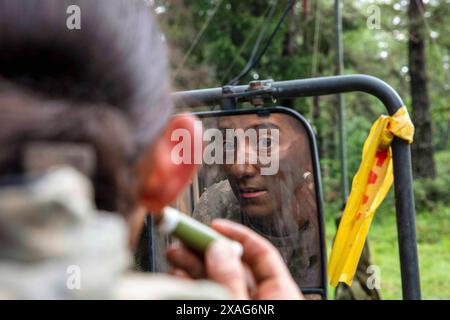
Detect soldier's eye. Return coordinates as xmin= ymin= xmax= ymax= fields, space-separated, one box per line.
xmin=259 ymin=136 xmax=272 ymax=149
xmin=223 ymin=140 xmax=236 ymax=152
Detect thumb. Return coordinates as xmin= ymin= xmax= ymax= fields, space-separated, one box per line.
xmin=205 ymin=241 xmax=248 ymax=299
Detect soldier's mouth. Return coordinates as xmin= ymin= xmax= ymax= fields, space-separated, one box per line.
xmin=239 ymin=187 xmax=268 ymax=199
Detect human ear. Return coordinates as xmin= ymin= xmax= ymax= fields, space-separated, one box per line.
xmin=139 ymin=113 xmax=201 ymax=212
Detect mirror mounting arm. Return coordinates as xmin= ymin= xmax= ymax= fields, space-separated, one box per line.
xmin=221 ymin=86 xmax=237 ymax=110
xmin=221 ymin=82 xmax=276 ymax=109
xmin=246 ymin=79 xmax=274 ymax=107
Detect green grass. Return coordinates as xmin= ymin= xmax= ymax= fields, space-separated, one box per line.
xmin=322 ymin=150 xmax=450 ymax=300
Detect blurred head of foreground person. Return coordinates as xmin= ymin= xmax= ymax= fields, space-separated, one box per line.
xmin=0 ymin=0 xmax=301 ymax=299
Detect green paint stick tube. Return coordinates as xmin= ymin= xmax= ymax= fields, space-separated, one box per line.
xmin=158 ymin=207 xmax=243 ymax=256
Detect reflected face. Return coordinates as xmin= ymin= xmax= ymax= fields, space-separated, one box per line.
xmin=218 ymin=114 xmax=312 ymax=218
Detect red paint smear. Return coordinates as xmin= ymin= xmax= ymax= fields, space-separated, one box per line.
xmin=375 ymin=149 xmax=388 ymax=167
xmin=362 ymin=195 xmax=369 ymax=205
xmin=368 ymin=171 xmax=378 ymax=184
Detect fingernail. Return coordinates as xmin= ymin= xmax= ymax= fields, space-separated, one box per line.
xmin=207 ymin=241 xmax=235 ymax=261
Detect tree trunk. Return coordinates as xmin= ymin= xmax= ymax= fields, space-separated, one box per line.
xmin=408 ymin=0 xmax=436 ymax=178
xmin=280 ymin=3 xmax=297 ymax=108
xmin=301 ymin=0 xmax=311 ymax=53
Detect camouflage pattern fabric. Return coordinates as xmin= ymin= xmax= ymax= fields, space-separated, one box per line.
xmin=0 ymin=166 xmax=230 ymax=299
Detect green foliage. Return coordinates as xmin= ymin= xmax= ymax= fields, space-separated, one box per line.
xmin=414 ymin=150 xmax=450 ymax=211
xmin=414 ymin=175 xmax=450 ymax=211
xmin=414 ymin=151 xmax=450 ymax=212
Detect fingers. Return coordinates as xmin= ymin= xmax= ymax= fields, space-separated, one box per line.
xmin=243 ymin=264 xmax=258 ymax=298
xmin=211 ymin=219 xmax=303 ymax=300
xmin=205 ymin=241 xmax=249 ymax=300
xmin=166 ymin=219 xmax=303 ymax=299
xmin=254 ymin=277 xmax=302 ymax=300
xmin=211 ymin=219 xmax=291 ymax=282
xmin=166 ymin=243 xmax=205 ymax=279
xmin=169 ymin=267 xmax=192 ymax=280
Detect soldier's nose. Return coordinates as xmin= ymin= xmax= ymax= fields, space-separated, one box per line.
xmin=230 ymin=163 xmax=258 ymax=179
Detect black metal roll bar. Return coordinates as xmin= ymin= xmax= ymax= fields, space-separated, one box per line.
xmin=172 ymin=74 xmax=421 ymax=300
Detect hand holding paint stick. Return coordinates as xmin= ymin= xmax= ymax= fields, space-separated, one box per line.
xmin=157 ymin=207 xmax=243 ymax=257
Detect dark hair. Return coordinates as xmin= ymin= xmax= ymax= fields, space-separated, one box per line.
xmin=0 ymin=0 xmax=173 ymax=213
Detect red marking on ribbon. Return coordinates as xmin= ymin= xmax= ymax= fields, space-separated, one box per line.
xmin=362 ymin=195 xmax=369 ymax=205
xmin=356 ymin=212 xmax=363 ymax=220
xmin=375 ymin=149 xmax=388 ymax=167
xmin=368 ymin=171 xmax=378 ymax=184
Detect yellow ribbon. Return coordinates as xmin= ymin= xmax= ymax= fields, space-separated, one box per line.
xmin=328 ymin=106 xmax=414 ymax=286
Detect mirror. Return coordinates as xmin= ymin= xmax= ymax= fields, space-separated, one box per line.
xmin=139 ymin=107 xmax=327 ymax=298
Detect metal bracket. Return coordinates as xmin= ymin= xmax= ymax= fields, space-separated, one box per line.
xmin=221 ymin=85 xmax=237 ymax=110
xmin=246 ymin=79 xmax=274 ymax=107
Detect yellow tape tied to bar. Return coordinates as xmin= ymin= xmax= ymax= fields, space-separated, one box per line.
xmin=328 ymin=106 xmax=414 ymax=287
